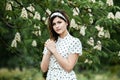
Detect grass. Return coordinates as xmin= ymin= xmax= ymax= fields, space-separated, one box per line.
xmin=76 ymin=70 xmax=120 ymax=80
xmin=0 ymin=67 xmax=120 ymax=80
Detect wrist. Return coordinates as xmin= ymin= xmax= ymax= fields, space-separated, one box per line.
xmin=47 ymin=51 xmax=51 ymax=56
xmin=52 ymin=49 xmax=57 ymax=54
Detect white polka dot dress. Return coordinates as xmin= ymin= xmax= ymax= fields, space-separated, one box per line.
xmin=43 ymin=33 xmax=82 ymax=80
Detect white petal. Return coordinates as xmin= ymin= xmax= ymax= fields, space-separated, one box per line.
xmin=27 ymin=4 xmax=35 ymax=12
xmin=33 ymin=11 xmax=41 ymax=20
xmin=107 ymin=12 xmax=114 ymax=19
xmin=106 ymin=0 xmax=114 ymax=6
xmin=98 ymin=31 xmax=104 ymax=38
xmin=70 ymin=19 xmax=78 ymax=29
xmin=94 ymin=41 xmax=102 ymax=51
xmin=73 ymin=7 xmax=80 ymax=16
xmin=89 ymin=0 xmax=96 ymax=3
xmin=6 ymin=2 xmax=12 ymax=11
xmin=20 ymin=8 xmax=28 ymax=18
xmin=80 ymin=25 xmax=87 ymax=36
xmin=115 ymin=11 xmax=120 ymax=19
xmin=15 ymin=32 xmax=21 ymax=42
xmin=46 ymin=8 xmax=51 ymax=15
xmin=11 ymin=40 xmax=17 ymax=48
xmin=104 ymin=30 xmax=110 ymax=38
xmin=87 ymin=37 xmax=94 ymax=46
xmin=95 ymin=25 xmax=101 ymax=31
xmin=32 ymin=40 xmax=37 ymax=47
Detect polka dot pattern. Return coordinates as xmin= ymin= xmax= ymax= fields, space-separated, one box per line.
xmin=42 ymin=33 xmax=82 ymax=80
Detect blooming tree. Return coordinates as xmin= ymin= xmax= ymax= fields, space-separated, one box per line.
xmin=0 ymin=0 xmax=120 ymax=70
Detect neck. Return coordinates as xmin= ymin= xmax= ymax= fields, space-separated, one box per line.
xmin=59 ymin=30 xmax=68 ymax=38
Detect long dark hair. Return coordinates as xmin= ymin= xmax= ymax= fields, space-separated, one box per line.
xmin=48 ymin=10 xmax=70 ymax=41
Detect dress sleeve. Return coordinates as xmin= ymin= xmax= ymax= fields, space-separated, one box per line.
xmin=42 ymin=39 xmax=50 ymax=55
xmin=43 ymin=47 xmax=48 ymax=55
xmin=69 ymin=38 xmax=82 ymax=56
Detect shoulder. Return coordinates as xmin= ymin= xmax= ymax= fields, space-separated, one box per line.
xmin=69 ymin=35 xmax=81 ymax=43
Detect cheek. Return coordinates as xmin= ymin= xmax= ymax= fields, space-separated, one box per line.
xmin=53 ymin=26 xmax=56 ymax=30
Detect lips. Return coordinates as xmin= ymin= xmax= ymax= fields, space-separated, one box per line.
xmin=56 ymin=29 xmax=61 ymax=31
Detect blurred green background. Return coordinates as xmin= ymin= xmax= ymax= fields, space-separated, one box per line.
xmin=0 ymin=0 xmax=120 ymax=80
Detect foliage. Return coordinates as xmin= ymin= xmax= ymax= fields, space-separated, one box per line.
xmin=0 ymin=0 xmax=120 ymax=70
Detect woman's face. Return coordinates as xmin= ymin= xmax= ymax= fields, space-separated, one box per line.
xmin=52 ymin=17 xmax=68 ymax=35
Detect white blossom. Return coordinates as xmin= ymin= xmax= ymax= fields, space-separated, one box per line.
xmin=33 ymin=11 xmax=41 ymax=20
xmin=38 ymin=30 xmax=41 ymax=36
xmin=70 ymin=19 xmax=78 ymax=29
xmin=32 ymin=40 xmax=37 ymax=47
xmin=84 ymin=59 xmax=93 ymax=64
xmin=88 ymin=60 xmax=93 ymax=64
xmin=6 ymin=2 xmax=12 ymax=11
xmin=79 ymin=25 xmax=87 ymax=36
xmin=107 ymin=12 xmax=114 ymax=19
xmin=20 ymin=8 xmax=28 ymax=18
xmin=14 ymin=32 xmax=21 ymax=42
xmin=27 ymin=4 xmax=35 ymax=17
xmin=32 ymin=25 xmax=41 ymax=36
xmin=94 ymin=41 xmax=102 ymax=51
xmin=106 ymin=0 xmax=114 ymax=6
xmin=104 ymin=30 xmax=110 ymax=38
xmin=6 ymin=15 xmax=12 ymax=20
xmin=61 ymin=0 xmax=64 ymax=4
xmin=42 ymin=17 xmax=46 ymax=21
xmin=34 ymin=24 xmax=39 ymax=29
xmin=88 ymin=8 xmax=92 ymax=12
xmin=32 ymin=31 xmax=41 ymax=36
xmin=115 ymin=11 xmax=120 ymax=19
xmin=73 ymin=7 xmax=80 ymax=16
xmin=87 ymin=37 xmax=94 ymax=46
xmin=84 ymin=59 xmax=89 ymax=63
xmin=89 ymin=0 xmax=96 ymax=3
xmin=46 ymin=8 xmax=51 ymax=15
xmin=98 ymin=30 xmax=104 ymax=38
xmin=11 ymin=39 xmax=17 ymax=48
xmin=90 ymin=17 xmax=93 ymax=24
xmin=45 ymin=17 xmax=48 ymax=25
xmin=97 ymin=27 xmax=104 ymax=38
xmin=27 ymin=4 xmax=35 ymax=12
xmin=95 ymin=25 xmax=101 ymax=31
xmin=118 ymin=51 xmax=120 ymax=56
xmin=88 ymin=13 xmax=93 ymax=24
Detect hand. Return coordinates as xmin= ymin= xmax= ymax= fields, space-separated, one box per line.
xmin=45 ymin=39 xmax=57 ymax=54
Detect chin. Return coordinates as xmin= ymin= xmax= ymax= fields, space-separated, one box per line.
xmin=56 ymin=31 xmax=62 ymax=34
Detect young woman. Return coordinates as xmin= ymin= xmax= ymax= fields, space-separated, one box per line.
xmin=40 ymin=10 xmax=82 ymax=80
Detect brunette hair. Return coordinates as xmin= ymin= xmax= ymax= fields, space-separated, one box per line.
xmin=48 ymin=10 xmax=70 ymax=41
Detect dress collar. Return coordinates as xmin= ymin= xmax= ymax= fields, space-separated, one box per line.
xmin=58 ymin=32 xmax=70 ymax=40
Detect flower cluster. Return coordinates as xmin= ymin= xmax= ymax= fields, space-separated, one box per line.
xmin=107 ymin=11 xmax=120 ymax=19
xmin=6 ymin=1 xmax=13 ymax=11
xmin=11 ymin=32 xmax=21 ymax=48
xmin=84 ymin=59 xmax=93 ymax=64
xmin=95 ymin=25 xmax=110 ymax=38
xmin=106 ymin=0 xmax=114 ymax=6
xmin=31 ymin=40 xmax=37 ymax=47
xmin=87 ymin=37 xmax=102 ymax=51
xmin=32 ymin=24 xmax=41 ymax=36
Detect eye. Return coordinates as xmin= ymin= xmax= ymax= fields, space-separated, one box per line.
xmin=52 ymin=23 xmax=56 ymax=26
xmin=57 ymin=21 xmax=62 ymax=24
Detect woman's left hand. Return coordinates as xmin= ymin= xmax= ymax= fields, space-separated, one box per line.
xmin=45 ymin=39 xmax=57 ymax=54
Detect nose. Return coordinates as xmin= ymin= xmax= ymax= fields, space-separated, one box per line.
xmin=55 ymin=23 xmax=59 ymax=28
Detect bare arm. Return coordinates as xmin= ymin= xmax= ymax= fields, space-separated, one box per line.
xmin=40 ymin=51 xmax=51 ymax=72
xmin=45 ymin=40 xmax=79 ymax=72
xmin=53 ymin=50 xmax=79 ymax=72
